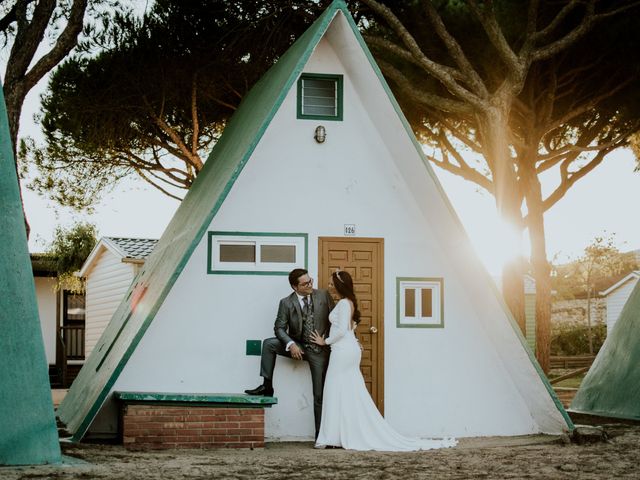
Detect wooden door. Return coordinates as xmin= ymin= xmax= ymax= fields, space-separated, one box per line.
xmin=319 ymin=237 xmax=384 ymax=413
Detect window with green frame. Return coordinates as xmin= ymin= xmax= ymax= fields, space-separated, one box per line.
xmin=396 ymin=277 xmax=444 ymax=328
xmin=207 ymin=232 xmax=308 ymax=275
xmin=297 ymin=73 xmax=343 ymax=121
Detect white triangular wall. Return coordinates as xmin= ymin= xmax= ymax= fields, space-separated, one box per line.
xmin=107 ymin=12 xmax=567 ymax=440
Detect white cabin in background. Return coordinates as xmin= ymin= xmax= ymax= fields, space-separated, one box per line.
xmin=600 ymin=271 xmax=640 ymax=333
xmin=31 ymin=254 xmax=86 ymax=387
xmin=79 ymin=237 xmax=157 ymax=357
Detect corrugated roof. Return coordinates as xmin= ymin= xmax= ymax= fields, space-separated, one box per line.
xmin=105 ymin=237 xmax=158 ymax=260
xmin=57 ymin=0 xmax=343 ymax=441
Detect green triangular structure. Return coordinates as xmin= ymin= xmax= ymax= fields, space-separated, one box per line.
xmin=59 ymin=0 xmax=571 ymax=440
xmin=570 ymin=280 xmax=640 ymax=420
xmin=0 ymin=83 xmax=62 ymax=465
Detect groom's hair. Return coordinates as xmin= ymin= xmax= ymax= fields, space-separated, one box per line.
xmin=289 ymin=268 xmax=308 ymax=288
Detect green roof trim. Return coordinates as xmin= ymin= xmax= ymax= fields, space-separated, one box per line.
xmin=0 ymin=81 xmax=62 ymax=465
xmin=570 ymin=280 xmax=640 ymax=420
xmin=115 ymin=391 xmax=277 ymax=406
xmin=57 ymin=0 xmax=343 ymax=441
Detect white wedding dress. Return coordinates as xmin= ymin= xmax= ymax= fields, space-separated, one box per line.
xmin=315 ymin=298 xmax=457 ymax=451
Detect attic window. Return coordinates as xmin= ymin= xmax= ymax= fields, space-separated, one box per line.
xmin=397 ymin=278 xmax=444 ymax=328
xmin=297 ymin=73 xmax=343 ymax=121
xmin=208 ymin=232 xmax=307 ymax=274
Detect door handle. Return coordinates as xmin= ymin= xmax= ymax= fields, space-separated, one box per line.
xmin=369 ymin=326 xmax=378 ymax=334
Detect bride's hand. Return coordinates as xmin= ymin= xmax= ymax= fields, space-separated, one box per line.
xmin=310 ymin=329 xmax=326 ymax=346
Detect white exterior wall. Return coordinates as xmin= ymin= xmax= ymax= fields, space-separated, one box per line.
xmin=606 ymin=278 xmax=639 ymax=333
xmin=114 ymin=13 xmax=566 ymax=440
xmin=35 ymin=276 xmax=58 ymax=364
xmin=85 ymin=248 xmax=135 ymax=357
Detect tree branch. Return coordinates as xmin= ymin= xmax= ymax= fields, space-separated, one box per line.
xmin=531 ymin=0 xmax=581 ymax=43
xmin=5 ymin=0 xmax=56 ymax=83
xmin=376 ymin=59 xmax=473 ymax=114
xmin=360 ymin=0 xmax=487 ymax=112
xmin=190 ymin=75 xmax=199 ymax=157
xmin=531 ymin=1 xmax=596 ymax=62
xmin=544 ymin=78 xmax=633 ymax=133
xmin=133 ymin=167 xmax=184 ymax=200
xmin=144 ymin=99 xmax=204 ymax=171
xmin=435 ymin=116 xmax=483 ymax=153
xmin=435 ymin=128 xmax=494 ymax=193
xmin=22 ymin=0 xmax=88 ymax=93
xmin=421 ymin=1 xmax=488 ymax=98
xmin=541 ymin=149 xmax=611 ymax=212
xmin=467 ymin=0 xmax=523 ymax=81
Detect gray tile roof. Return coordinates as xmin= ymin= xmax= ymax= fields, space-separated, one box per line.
xmin=106 ymin=237 xmax=158 ymax=260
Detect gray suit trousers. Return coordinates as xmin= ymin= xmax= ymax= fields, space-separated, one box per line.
xmin=260 ymin=337 xmax=330 ymax=437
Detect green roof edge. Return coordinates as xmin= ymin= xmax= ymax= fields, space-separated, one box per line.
xmin=64 ymin=0 xmax=342 ymax=442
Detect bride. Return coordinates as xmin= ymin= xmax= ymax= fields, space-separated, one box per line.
xmin=310 ymin=270 xmax=457 ymax=451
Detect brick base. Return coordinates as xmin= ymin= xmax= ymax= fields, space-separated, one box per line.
xmin=121 ymin=405 xmax=265 ymax=450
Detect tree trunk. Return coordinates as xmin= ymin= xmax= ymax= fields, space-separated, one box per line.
xmin=502 ymin=261 xmax=526 ymax=334
xmin=2 ymin=0 xmax=88 ymax=240
xmin=524 ymin=175 xmax=552 ymax=373
xmin=530 ymin=234 xmax=552 ymax=373
xmin=586 ymin=289 xmax=594 ymax=354
xmin=480 ymin=107 xmax=526 ymax=331
xmin=2 ymin=84 xmax=31 ymax=238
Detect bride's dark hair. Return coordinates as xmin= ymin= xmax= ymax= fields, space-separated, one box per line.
xmin=332 ymin=271 xmax=361 ymax=324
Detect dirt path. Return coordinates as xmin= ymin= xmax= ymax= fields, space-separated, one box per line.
xmin=3 ymin=424 xmax=640 ymax=479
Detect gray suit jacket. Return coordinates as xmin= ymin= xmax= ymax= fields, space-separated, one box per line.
xmin=274 ymin=289 xmax=334 ymax=347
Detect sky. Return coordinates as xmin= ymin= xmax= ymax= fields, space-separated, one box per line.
xmin=10 ymin=39 xmax=640 ymax=277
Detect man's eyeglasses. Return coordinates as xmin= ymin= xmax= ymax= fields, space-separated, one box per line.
xmin=298 ymin=278 xmax=314 ymax=287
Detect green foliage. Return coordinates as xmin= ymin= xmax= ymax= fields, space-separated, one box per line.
xmin=552 ymin=234 xmax=638 ymax=300
xmin=551 ymin=321 xmax=607 ymax=356
xmin=47 ymin=222 xmax=98 ymax=292
xmin=631 ymin=132 xmax=640 ymax=171
xmin=26 ymin=0 xmax=336 ymax=208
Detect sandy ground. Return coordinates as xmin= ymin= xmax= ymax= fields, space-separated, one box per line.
xmin=2 ymin=423 xmax=640 ymax=480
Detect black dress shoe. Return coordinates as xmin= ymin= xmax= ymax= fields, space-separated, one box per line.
xmin=244 ymin=384 xmax=274 ymax=396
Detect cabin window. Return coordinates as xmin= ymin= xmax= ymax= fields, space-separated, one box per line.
xmin=397 ymin=278 xmax=444 ymax=328
xmin=208 ymin=232 xmax=307 ymax=274
xmin=297 ymin=73 xmax=343 ymax=121
xmin=220 ymin=244 xmax=256 ymax=263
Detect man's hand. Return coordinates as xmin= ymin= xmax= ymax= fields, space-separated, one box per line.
xmin=290 ymin=343 xmax=304 ymax=360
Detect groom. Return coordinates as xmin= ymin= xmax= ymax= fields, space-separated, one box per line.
xmin=245 ymin=268 xmax=334 ymax=438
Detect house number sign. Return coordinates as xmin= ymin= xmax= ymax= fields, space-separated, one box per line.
xmin=344 ymin=224 xmax=356 ymax=236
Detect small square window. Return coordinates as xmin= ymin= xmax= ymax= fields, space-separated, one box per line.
xmin=297 ymin=73 xmax=343 ymax=121
xmin=397 ymin=278 xmax=444 ymax=328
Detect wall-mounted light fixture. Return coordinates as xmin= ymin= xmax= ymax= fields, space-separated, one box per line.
xmin=314 ymin=125 xmax=326 ymax=143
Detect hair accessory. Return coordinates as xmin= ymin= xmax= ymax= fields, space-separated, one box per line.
xmin=335 ymin=270 xmax=343 ymax=283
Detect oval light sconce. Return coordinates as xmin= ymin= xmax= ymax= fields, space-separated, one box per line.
xmin=314 ymin=125 xmax=326 ymax=143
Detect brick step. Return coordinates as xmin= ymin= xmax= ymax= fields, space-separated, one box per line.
xmin=115 ymin=392 xmax=277 ymax=450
